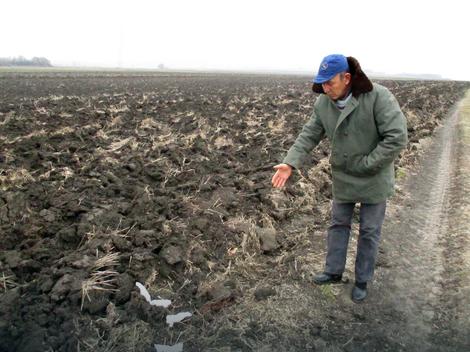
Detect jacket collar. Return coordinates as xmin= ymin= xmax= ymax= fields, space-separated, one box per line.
xmin=312 ymin=56 xmax=373 ymax=98
xmin=334 ymin=96 xmax=359 ymax=132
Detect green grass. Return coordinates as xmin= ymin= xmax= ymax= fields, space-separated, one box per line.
xmin=396 ymin=167 xmax=407 ymax=181
xmin=319 ymin=284 xmax=336 ymax=301
xmin=459 ymin=90 xmax=470 ymax=143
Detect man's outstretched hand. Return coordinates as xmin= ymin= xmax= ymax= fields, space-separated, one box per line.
xmin=272 ymin=164 xmax=292 ymax=188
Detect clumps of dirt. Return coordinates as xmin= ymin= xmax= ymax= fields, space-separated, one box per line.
xmin=0 ymin=72 xmax=469 ymax=351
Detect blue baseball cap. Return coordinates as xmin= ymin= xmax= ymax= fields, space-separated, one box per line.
xmin=313 ymin=54 xmax=349 ymax=84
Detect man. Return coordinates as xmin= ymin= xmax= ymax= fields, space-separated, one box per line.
xmin=272 ymin=54 xmax=408 ymax=302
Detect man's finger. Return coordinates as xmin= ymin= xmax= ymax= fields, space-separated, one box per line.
xmin=272 ymin=171 xmax=280 ymax=182
xmin=274 ymin=177 xmax=285 ymax=188
xmin=272 ymin=173 xmax=279 ymax=185
xmin=273 ymin=177 xmax=281 ymax=188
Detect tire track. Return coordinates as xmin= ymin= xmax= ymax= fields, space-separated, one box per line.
xmin=371 ymin=91 xmax=470 ymax=351
xmin=431 ymin=91 xmax=470 ymax=349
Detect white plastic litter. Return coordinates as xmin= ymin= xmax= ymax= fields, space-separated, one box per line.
xmin=154 ymin=343 xmax=184 ymax=352
xmin=135 ymin=282 xmax=171 ymax=308
xmin=166 ymin=312 xmax=192 ymax=327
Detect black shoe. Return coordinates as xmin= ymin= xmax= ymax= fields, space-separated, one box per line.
xmin=351 ymin=284 xmax=367 ymax=302
xmin=313 ymin=272 xmax=343 ymax=285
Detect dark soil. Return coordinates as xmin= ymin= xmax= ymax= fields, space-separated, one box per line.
xmin=0 ymin=71 xmax=469 ymax=352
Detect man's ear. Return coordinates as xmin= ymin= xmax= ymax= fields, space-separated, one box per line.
xmin=345 ymin=72 xmax=352 ymax=85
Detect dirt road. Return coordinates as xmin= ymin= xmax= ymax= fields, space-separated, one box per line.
xmin=361 ymin=90 xmax=470 ymax=351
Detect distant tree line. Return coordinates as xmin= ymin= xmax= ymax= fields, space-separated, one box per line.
xmin=0 ymin=56 xmax=52 ymax=67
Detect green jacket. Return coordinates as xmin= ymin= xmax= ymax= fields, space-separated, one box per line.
xmin=283 ymin=82 xmax=408 ymax=203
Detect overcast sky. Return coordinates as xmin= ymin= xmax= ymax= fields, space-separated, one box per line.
xmin=2 ymin=0 xmax=470 ymax=80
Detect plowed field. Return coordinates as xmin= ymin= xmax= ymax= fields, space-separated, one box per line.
xmin=1 ymin=72 xmax=469 ymax=351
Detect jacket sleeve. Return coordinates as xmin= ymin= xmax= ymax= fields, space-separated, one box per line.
xmin=282 ymin=103 xmax=326 ymax=169
xmin=360 ymin=87 xmax=408 ymax=174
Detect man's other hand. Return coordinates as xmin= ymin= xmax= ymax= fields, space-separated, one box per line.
xmin=272 ymin=164 xmax=292 ymax=188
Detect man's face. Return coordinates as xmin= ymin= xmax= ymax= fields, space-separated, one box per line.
xmin=322 ymin=72 xmax=351 ymax=101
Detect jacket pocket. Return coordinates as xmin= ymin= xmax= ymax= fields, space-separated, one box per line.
xmin=329 ymin=151 xmax=346 ymax=170
xmin=346 ymin=154 xmax=377 ymax=176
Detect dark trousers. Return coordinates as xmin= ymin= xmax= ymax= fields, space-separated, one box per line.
xmin=324 ymin=200 xmax=386 ymax=283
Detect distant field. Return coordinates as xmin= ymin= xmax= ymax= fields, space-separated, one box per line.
xmin=0 ymin=66 xmax=160 ymax=73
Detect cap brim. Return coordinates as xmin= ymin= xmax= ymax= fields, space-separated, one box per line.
xmin=313 ymin=74 xmax=332 ymax=84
